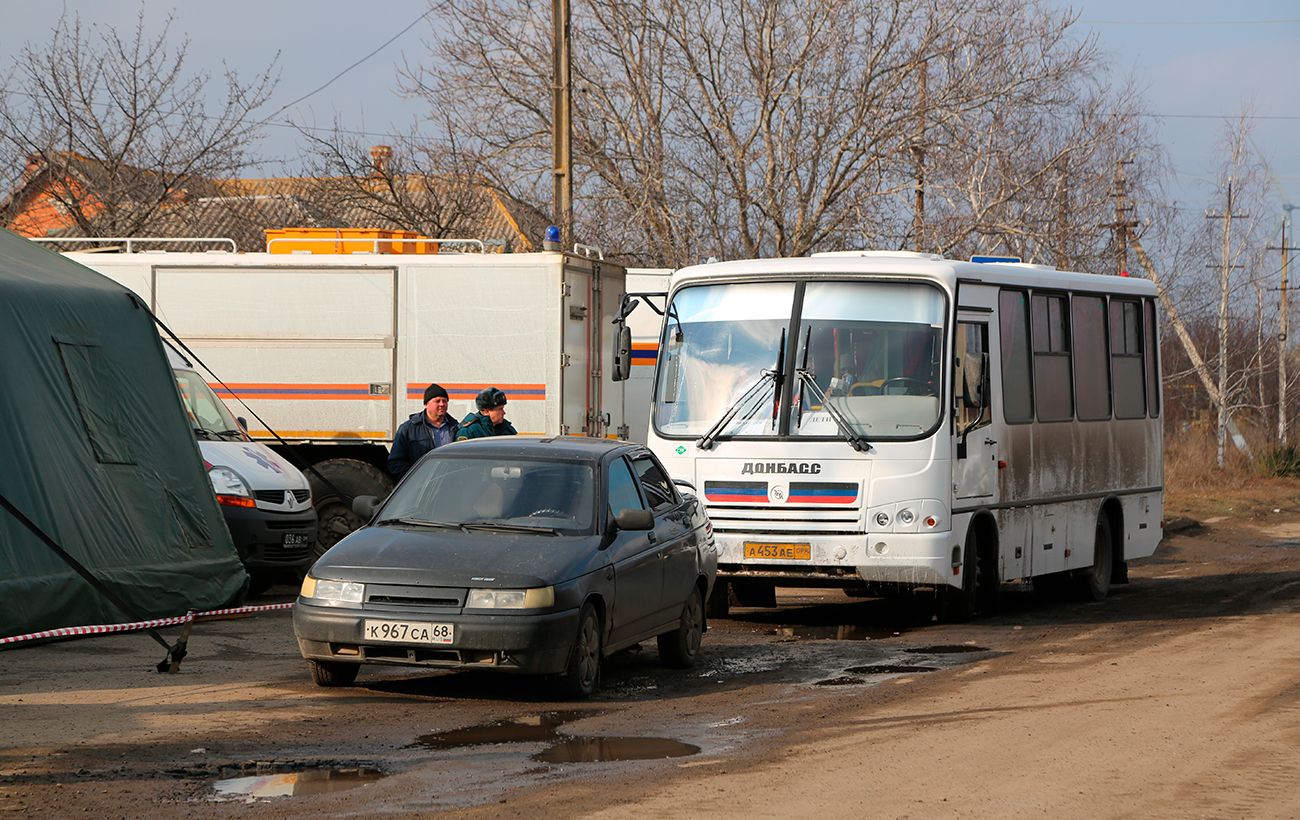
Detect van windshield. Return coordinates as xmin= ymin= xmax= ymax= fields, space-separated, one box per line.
xmin=174 ymin=369 xmax=244 ymax=441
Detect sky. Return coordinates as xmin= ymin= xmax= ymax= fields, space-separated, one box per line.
xmin=1 ymin=0 xmax=1297 ymax=221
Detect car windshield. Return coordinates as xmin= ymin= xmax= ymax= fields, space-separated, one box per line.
xmin=381 ymin=457 xmax=596 ymax=535
xmin=174 ymin=368 xmax=244 ymax=440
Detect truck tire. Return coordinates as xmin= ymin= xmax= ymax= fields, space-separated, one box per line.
xmin=306 ymin=458 xmax=392 ymax=562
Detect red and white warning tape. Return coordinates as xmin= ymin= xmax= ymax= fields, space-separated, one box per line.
xmin=0 ymin=601 xmax=296 ymax=646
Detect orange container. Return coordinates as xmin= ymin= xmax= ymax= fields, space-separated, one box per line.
xmin=264 ymin=227 xmax=439 ymax=254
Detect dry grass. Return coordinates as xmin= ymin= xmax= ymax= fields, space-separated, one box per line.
xmin=1164 ymin=422 xmax=1300 ymax=520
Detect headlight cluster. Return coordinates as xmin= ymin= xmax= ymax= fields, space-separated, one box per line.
xmin=209 ymin=466 xmax=254 ymax=508
xmin=869 ymin=500 xmax=947 ymax=533
xmin=300 ymin=575 xmax=364 ymax=606
xmin=466 ymin=587 xmax=555 ymax=609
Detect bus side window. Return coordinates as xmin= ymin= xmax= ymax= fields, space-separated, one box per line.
xmin=956 ymin=322 xmax=990 ymax=429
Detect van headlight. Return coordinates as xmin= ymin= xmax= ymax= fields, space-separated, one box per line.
xmin=300 ymin=575 xmax=364 ymax=606
xmin=466 ymin=587 xmax=555 ymax=609
xmin=209 ymin=466 xmax=255 ymax=508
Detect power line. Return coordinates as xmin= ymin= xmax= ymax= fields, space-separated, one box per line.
xmin=260 ymin=4 xmax=437 ymax=122
xmin=1080 ymin=18 xmax=1300 ymax=26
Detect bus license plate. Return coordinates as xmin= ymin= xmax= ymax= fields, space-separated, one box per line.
xmin=744 ymin=542 xmax=811 ymax=560
xmin=363 ymin=620 xmax=453 ymax=645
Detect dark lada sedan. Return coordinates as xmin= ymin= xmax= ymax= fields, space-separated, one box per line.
xmin=293 ymin=436 xmax=717 ymax=697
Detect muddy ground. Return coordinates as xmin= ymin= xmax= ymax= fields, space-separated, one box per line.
xmin=1 ymin=489 xmax=1297 ymax=819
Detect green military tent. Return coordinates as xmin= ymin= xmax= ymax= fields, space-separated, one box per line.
xmin=0 ymin=227 xmax=246 ymax=638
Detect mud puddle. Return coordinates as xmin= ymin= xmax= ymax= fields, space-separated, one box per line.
xmin=773 ymin=624 xmax=901 ymax=640
xmin=905 ymin=644 xmax=989 ymax=654
xmin=534 ymin=737 xmax=700 ymax=763
xmin=412 ymin=710 xmax=699 ymax=764
xmin=844 ymin=664 xmax=938 ymax=674
xmin=211 ymin=766 xmax=384 ymax=800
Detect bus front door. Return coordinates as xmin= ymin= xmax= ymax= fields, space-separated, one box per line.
xmin=954 ymin=317 xmax=996 ymax=501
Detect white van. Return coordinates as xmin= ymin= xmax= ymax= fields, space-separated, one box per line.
xmin=166 ymin=345 xmax=317 ymax=591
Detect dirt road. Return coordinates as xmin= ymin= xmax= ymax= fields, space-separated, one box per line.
xmin=1 ymin=506 xmax=1297 ymax=818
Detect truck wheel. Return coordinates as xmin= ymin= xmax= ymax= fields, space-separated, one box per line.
xmin=1076 ymin=513 xmax=1113 ymax=602
xmin=658 ymin=586 xmax=705 ymax=669
xmin=308 ymin=659 xmax=359 ymax=687
xmin=307 ymin=459 xmax=392 ymax=561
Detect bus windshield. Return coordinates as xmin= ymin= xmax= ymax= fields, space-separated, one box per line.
xmin=654 ymin=279 xmax=945 ymax=440
xmin=792 ymin=282 xmax=945 ymax=438
xmin=654 ymin=282 xmax=795 ymax=438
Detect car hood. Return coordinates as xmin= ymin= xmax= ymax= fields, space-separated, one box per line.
xmin=311 ymin=525 xmax=605 ymax=588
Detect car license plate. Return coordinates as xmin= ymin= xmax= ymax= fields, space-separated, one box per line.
xmin=363 ymin=620 xmax=453 ymax=644
xmin=283 ymin=532 xmax=311 ymax=547
xmin=744 ymin=542 xmax=812 ymax=560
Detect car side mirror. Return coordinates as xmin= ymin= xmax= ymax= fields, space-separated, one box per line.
xmin=672 ymin=478 xmax=697 ymax=495
xmin=352 ymin=495 xmax=379 ymax=520
xmin=236 ymin=416 xmax=249 ymax=433
xmin=614 ymin=508 xmax=654 ymax=531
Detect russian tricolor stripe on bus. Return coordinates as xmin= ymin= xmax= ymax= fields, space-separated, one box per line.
xmin=704 ymin=481 xmax=769 ymax=503
xmin=787 ymin=482 xmax=858 ymax=504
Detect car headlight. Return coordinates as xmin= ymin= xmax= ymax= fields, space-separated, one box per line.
xmin=466 ymin=587 xmax=555 ymax=609
xmin=300 ymin=575 xmax=364 ymax=605
xmin=209 ymin=466 xmax=255 ymax=508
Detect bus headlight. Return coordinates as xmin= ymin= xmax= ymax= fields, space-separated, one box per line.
xmin=874 ymin=512 xmax=891 ymax=528
xmin=897 ymin=508 xmax=915 ymax=525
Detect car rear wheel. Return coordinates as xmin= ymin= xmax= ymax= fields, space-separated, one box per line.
xmin=308 ymin=659 xmax=359 ymax=687
xmin=559 ymin=603 xmax=602 ymax=699
xmin=658 ymin=586 xmax=705 ymax=669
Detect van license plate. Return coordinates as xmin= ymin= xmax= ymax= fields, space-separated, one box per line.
xmin=744 ymin=542 xmax=811 ymax=560
xmin=364 ymin=620 xmax=453 ymax=644
xmin=283 ymin=533 xmax=311 ymax=547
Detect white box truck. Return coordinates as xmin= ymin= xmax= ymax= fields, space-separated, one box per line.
xmin=61 ymin=241 xmax=632 ymax=556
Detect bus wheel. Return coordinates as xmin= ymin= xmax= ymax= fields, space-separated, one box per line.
xmin=1076 ymin=513 xmax=1113 ymax=602
xmin=936 ymin=529 xmax=978 ymax=623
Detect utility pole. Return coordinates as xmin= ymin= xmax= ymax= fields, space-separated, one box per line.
xmin=1269 ymin=204 xmax=1298 ymax=445
xmin=911 ymin=60 xmax=927 ymax=253
xmin=1099 ymin=158 xmax=1138 ymax=275
xmin=1206 ymin=180 xmax=1250 ymax=469
xmin=551 ymin=0 xmax=573 ymax=245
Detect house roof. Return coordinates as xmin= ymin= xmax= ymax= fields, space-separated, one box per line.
xmin=4 ymin=152 xmax=552 ymax=253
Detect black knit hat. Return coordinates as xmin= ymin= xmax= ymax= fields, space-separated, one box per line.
xmin=475 ymin=386 xmax=508 ymax=410
xmin=423 ymin=383 xmax=449 ymax=404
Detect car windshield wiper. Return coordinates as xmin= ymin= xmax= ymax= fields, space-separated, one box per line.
xmin=374 ymin=517 xmax=463 ymax=529
xmin=217 ymin=428 xmax=246 ymax=441
xmin=460 ymin=521 xmax=558 ymax=535
xmin=795 ymin=369 xmax=872 ymax=452
xmin=698 ymin=328 xmax=786 ymax=451
xmin=193 ymin=426 xmax=221 ymax=441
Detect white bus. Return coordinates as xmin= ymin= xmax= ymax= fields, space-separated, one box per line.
xmin=639 ymin=251 xmax=1163 ymax=620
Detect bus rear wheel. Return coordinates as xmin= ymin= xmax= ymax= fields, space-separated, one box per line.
xmin=1076 ymin=512 xmax=1113 ymax=602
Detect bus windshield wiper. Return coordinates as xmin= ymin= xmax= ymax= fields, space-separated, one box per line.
xmin=795 ymin=369 xmax=872 ymax=452
xmin=699 ymin=328 xmax=786 ymax=451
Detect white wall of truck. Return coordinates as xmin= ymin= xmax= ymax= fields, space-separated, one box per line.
xmin=65 ymin=247 xmax=630 ymax=554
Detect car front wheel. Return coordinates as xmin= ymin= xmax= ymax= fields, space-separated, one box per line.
xmin=559 ymin=603 xmax=603 ymax=698
xmin=308 ymin=659 xmax=359 ymax=687
xmin=658 ymin=586 xmax=704 ymax=668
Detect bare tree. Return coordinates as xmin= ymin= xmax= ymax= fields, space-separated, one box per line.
xmin=400 ymin=0 xmax=1147 ymax=266
xmin=0 ymin=7 xmax=277 ymax=237
xmin=291 ymin=120 xmax=532 ymax=244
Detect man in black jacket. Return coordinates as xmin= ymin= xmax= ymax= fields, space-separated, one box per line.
xmin=387 ymin=383 xmax=460 ymax=479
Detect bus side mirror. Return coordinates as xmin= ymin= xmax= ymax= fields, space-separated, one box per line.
xmin=612 ymin=323 xmax=633 ymax=382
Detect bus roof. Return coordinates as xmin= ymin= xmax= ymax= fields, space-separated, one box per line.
xmin=670 ymin=254 xmax=1157 ymax=298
